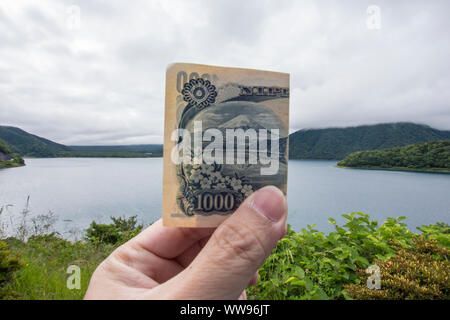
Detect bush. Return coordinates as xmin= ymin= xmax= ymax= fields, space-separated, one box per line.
xmin=248 ymin=213 xmax=416 ymax=300
xmin=418 ymin=222 xmax=450 ymax=248
xmin=0 ymin=240 xmax=21 ymax=299
xmin=344 ymin=236 xmax=449 ymax=299
xmin=85 ymin=216 xmax=144 ymax=245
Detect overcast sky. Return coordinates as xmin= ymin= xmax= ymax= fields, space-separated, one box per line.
xmin=0 ymin=1 xmax=449 ymax=145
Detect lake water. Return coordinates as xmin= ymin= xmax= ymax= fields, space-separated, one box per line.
xmin=0 ymin=158 xmax=449 ymax=238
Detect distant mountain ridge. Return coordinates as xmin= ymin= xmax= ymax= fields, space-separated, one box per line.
xmin=289 ymin=122 xmax=450 ymax=160
xmin=2 ymin=122 xmax=450 ymax=159
xmin=0 ymin=125 xmax=163 ymax=157
xmin=0 ymin=126 xmax=70 ymax=157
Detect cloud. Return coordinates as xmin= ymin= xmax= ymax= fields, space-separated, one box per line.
xmin=0 ymin=0 xmax=449 ymax=145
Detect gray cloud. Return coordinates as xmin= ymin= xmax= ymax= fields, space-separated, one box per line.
xmin=0 ymin=0 xmax=449 ymax=145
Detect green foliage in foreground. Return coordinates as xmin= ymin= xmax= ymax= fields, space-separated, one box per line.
xmin=247 ymin=213 xmax=449 ymax=300
xmin=2 ymin=234 xmax=115 ymax=299
xmin=85 ymin=215 xmax=144 ymax=244
xmin=0 ymin=214 xmax=448 ymax=300
xmin=0 ymin=241 xmax=21 ymax=299
xmin=337 ymin=140 xmax=450 ymax=172
xmin=345 ymin=236 xmax=449 ymax=299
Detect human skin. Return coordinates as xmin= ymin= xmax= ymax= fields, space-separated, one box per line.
xmin=84 ymin=185 xmax=287 ymax=300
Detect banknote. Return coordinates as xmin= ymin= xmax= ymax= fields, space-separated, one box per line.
xmin=162 ymin=63 xmax=289 ymax=227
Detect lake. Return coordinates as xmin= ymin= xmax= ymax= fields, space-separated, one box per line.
xmin=0 ymin=158 xmax=449 ymax=239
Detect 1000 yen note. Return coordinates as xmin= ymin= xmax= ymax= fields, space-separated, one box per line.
xmin=162 ymin=63 xmax=290 ymax=227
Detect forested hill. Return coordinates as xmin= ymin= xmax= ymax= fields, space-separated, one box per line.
xmin=3 ymin=122 xmax=450 ymax=159
xmin=0 ymin=126 xmax=70 ymax=157
xmin=337 ymin=140 xmax=450 ymax=172
xmin=0 ymin=125 xmax=163 ymax=157
xmin=0 ymin=139 xmax=25 ymax=168
xmin=289 ymin=122 xmax=450 ymax=160
xmin=0 ymin=139 xmax=12 ymax=160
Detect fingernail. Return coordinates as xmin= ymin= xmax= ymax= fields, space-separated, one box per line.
xmin=249 ymin=186 xmax=286 ymax=222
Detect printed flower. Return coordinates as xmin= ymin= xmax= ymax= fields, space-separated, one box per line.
xmin=209 ymin=171 xmax=223 ymax=182
xmin=200 ymin=164 xmax=214 ymax=175
xmin=182 ymin=78 xmax=217 ymax=109
xmin=230 ymin=177 xmax=242 ymax=191
xmin=220 ymin=175 xmax=231 ymax=183
xmin=189 ymin=169 xmax=202 ymax=183
xmin=214 ymin=182 xmax=227 ymax=190
xmin=200 ymin=177 xmax=212 ymax=189
xmin=241 ymin=184 xmax=253 ymax=197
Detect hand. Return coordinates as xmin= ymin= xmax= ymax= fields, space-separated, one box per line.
xmin=84 ymin=185 xmax=287 ymax=300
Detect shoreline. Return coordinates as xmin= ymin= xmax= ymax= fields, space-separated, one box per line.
xmin=336 ymin=165 xmax=450 ymax=174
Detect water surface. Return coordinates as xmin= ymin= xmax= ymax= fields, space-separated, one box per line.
xmin=0 ymin=158 xmax=448 ymax=238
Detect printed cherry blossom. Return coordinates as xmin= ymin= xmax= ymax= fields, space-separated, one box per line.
xmin=200 ymin=164 xmax=214 ymax=175
xmin=189 ymin=170 xmax=202 ymax=183
xmin=209 ymin=171 xmax=223 ymax=182
xmin=220 ymin=176 xmax=231 ymax=183
xmin=230 ymin=177 xmax=242 ymax=191
xmin=214 ymin=182 xmax=227 ymax=190
xmin=200 ymin=177 xmax=212 ymax=189
xmin=241 ymin=184 xmax=253 ymax=197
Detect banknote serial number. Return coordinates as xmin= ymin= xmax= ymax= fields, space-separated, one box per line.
xmin=239 ymin=85 xmax=289 ymax=97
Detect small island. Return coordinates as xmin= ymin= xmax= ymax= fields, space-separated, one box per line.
xmin=0 ymin=139 xmax=25 ymax=169
xmin=337 ymin=140 xmax=450 ymax=173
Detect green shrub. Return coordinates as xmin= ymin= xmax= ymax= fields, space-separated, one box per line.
xmin=0 ymin=240 xmax=22 ymax=299
xmin=248 ymin=212 xmax=415 ymax=300
xmin=417 ymin=222 xmax=450 ymax=248
xmin=2 ymin=213 xmax=448 ymax=300
xmin=344 ymin=236 xmax=449 ymax=299
xmin=85 ymin=215 xmax=144 ymax=245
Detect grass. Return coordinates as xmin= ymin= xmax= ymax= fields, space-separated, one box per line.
xmin=1 ymin=213 xmax=449 ymax=300
xmin=3 ymin=235 xmax=114 ymax=299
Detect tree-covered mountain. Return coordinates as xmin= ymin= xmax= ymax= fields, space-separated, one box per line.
xmin=337 ymin=140 xmax=450 ymax=172
xmin=0 ymin=139 xmax=25 ymax=168
xmin=0 ymin=126 xmax=71 ymax=157
xmin=0 ymin=125 xmax=163 ymax=158
xmin=0 ymin=139 xmax=12 ymax=161
xmin=289 ymin=123 xmax=450 ymax=160
xmin=3 ymin=122 xmax=450 ymax=160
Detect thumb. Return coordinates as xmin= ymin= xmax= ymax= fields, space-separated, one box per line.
xmin=170 ymin=185 xmax=287 ymax=299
